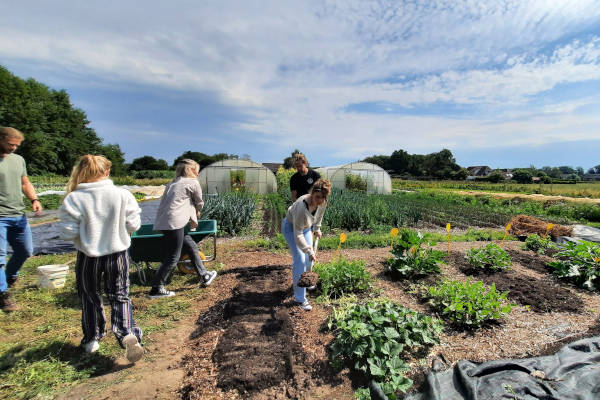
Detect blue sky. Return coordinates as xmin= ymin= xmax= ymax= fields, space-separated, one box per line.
xmin=1 ymin=1 xmax=600 ymax=170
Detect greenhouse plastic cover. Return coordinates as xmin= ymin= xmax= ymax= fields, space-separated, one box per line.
xmin=399 ymin=335 xmax=600 ymax=400
xmin=197 ymin=158 xmax=277 ymax=194
xmin=316 ymin=161 xmax=392 ymax=194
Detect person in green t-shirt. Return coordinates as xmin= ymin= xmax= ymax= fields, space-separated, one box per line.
xmin=0 ymin=127 xmax=43 ymax=312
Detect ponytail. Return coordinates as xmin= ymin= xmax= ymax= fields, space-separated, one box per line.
xmin=66 ymin=155 xmax=112 ymax=193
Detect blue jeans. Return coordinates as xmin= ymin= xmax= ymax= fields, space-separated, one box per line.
xmin=0 ymin=215 xmax=33 ymax=293
xmin=282 ymin=217 xmax=312 ymax=303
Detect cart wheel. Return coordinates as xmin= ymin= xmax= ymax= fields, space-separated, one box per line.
xmin=129 ymin=260 xmax=148 ymax=285
xmin=177 ymin=251 xmax=207 ymax=274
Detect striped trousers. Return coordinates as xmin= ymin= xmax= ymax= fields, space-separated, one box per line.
xmin=75 ymin=250 xmax=142 ymax=347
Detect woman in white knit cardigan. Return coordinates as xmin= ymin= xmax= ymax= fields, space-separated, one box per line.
xmin=281 ymin=179 xmax=331 ymax=311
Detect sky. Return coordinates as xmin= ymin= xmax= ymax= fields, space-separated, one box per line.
xmin=1 ymin=1 xmax=600 ymax=170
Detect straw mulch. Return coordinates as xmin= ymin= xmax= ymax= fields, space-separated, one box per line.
xmin=508 ymin=214 xmax=572 ymax=238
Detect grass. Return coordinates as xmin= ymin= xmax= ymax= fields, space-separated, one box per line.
xmin=393 ymin=179 xmax=600 ymax=199
xmin=239 ymin=228 xmax=516 ymax=252
xmin=0 ymin=253 xmax=216 ymax=400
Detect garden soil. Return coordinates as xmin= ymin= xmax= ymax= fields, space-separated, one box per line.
xmin=59 ymin=241 xmax=600 ymax=399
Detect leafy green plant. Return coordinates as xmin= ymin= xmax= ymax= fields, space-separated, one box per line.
xmin=345 ymin=173 xmax=368 ymax=191
xmin=313 ymin=257 xmax=372 ymax=299
xmin=522 ymin=234 xmax=557 ymax=254
xmin=24 ymin=194 xmax=63 ymax=211
xmin=466 ymin=243 xmax=511 ymax=271
xmin=427 ymin=279 xmax=513 ymax=327
xmin=201 ymin=192 xmax=256 ymax=235
xmin=328 ymin=300 xmax=443 ymax=399
xmin=547 ymin=241 xmax=600 ymax=290
xmin=386 ymin=230 xmax=446 ymax=278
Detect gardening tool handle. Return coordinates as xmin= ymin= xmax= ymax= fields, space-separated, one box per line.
xmin=308 ymin=238 xmax=319 ymax=272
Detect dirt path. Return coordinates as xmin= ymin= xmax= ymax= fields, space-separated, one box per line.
xmin=452 ymin=189 xmax=600 ymax=204
xmin=58 ymin=244 xmax=600 ymax=400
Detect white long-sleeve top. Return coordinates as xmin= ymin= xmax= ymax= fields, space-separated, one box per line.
xmin=58 ymin=179 xmax=142 ymax=257
xmin=153 ymin=177 xmax=204 ymax=231
xmin=285 ymin=194 xmax=326 ymax=256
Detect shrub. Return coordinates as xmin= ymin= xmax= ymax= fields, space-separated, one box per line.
xmin=547 ymin=241 xmax=600 ymax=290
xmin=522 ymin=234 xmax=556 ymax=254
xmin=129 ymin=170 xmax=175 ymax=179
xmin=313 ymin=257 xmax=372 ymax=298
xmin=345 ymin=173 xmax=368 ymax=191
xmin=466 ymin=243 xmax=511 ymax=271
xmin=427 ymin=279 xmax=513 ymax=327
xmin=386 ymin=230 xmax=445 ymax=278
xmin=201 ymin=193 xmax=256 ymax=235
xmin=328 ymin=300 xmax=443 ymax=399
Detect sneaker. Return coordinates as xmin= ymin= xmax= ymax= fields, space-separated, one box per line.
xmin=0 ymin=291 xmax=17 ymax=312
xmin=123 ymin=334 xmax=144 ymax=363
xmin=148 ymin=286 xmax=175 ymax=299
xmin=295 ymin=300 xmax=312 ymax=311
xmin=203 ymin=270 xmax=217 ymax=286
xmin=83 ymin=340 xmax=99 ymax=353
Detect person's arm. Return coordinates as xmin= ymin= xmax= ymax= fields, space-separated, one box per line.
xmin=291 ymin=190 xmax=298 ymax=202
xmin=313 ymin=205 xmax=326 ymax=239
xmin=125 ymin=193 xmax=142 ymax=233
xmin=22 ymin=176 xmax=42 ymax=216
xmin=191 ymin=181 xmax=204 ymax=214
xmin=290 ymin=174 xmax=298 ymax=201
xmin=58 ymin=198 xmax=80 ymax=241
xmin=292 ymin=210 xmax=314 ymax=257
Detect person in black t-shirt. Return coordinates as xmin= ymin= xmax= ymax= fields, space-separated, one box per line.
xmin=289 ymin=153 xmax=321 ymax=201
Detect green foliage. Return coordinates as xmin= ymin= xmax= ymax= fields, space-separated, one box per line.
xmin=173 ymin=151 xmax=233 ymax=169
xmin=466 ymin=243 xmax=512 ymax=271
xmin=129 ymin=169 xmax=175 ymax=179
xmin=427 ymin=279 xmax=513 ymax=327
xmin=363 ymin=148 xmax=462 ymax=179
xmin=547 ymin=241 xmax=600 ymax=290
xmin=522 ymin=234 xmax=556 ymax=254
xmin=345 ymin=173 xmax=368 ymax=191
xmin=328 ymin=300 xmax=443 ymax=398
xmin=24 ymin=194 xmax=63 ymax=211
xmin=129 ymin=155 xmax=169 ymax=171
xmin=313 ymin=257 xmax=372 ymax=299
xmin=512 ymin=169 xmax=534 ymax=184
xmin=386 ymin=230 xmax=445 ymax=278
xmin=230 ymin=169 xmax=246 ymax=191
xmin=0 ymin=65 xmax=122 ymax=175
xmin=201 ymin=193 xmax=256 ymax=235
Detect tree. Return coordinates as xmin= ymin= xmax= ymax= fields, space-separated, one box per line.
xmin=588 ymin=165 xmax=600 ymax=174
xmin=487 ymin=170 xmax=504 ymax=183
xmin=172 ymin=151 xmax=233 ymax=169
xmin=512 ymin=169 xmax=533 ymax=184
xmin=362 ymin=155 xmax=390 ymax=170
xmin=283 ymin=149 xmax=302 ymax=169
xmin=129 ymin=155 xmax=169 ymax=171
xmin=100 ymin=143 xmax=127 ymax=176
xmin=0 ymin=65 xmax=110 ymax=175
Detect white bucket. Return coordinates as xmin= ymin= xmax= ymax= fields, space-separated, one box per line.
xmin=37 ymin=264 xmax=69 ymax=289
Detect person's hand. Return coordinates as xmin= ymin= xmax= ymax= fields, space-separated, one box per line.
xmin=314 ymin=231 xmax=322 ymax=239
xmin=32 ymin=199 xmax=43 ymax=216
xmin=309 ymin=253 xmax=316 ymax=263
xmin=190 ymin=219 xmax=198 ymax=230
xmin=197 ymin=210 xmax=201 ymax=218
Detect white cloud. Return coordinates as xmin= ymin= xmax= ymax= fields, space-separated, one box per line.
xmin=1 ymin=1 xmax=600 ymax=163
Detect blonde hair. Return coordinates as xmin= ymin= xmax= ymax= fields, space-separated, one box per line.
xmin=175 ymin=159 xmax=200 ymax=178
xmin=66 ymin=155 xmax=112 ymax=193
xmin=0 ymin=127 xmax=24 ymax=141
xmin=293 ymin=153 xmax=307 ymax=165
xmin=310 ymin=179 xmax=331 ymax=198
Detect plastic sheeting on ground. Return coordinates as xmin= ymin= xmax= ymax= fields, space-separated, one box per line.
xmin=404 ymin=336 xmax=600 ymax=400
xmin=27 ymin=200 xmax=161 ymax=255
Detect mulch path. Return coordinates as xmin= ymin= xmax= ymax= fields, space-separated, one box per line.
xmin=178 ymin=241 xmax=600 ymax=399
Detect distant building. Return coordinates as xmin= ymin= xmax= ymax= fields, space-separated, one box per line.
xmin=262 ymin=163 xmax=283 ymax=174
xmin=466 ymin=166 xmax=492 ymax=180
xmin=584 ymin=174 xmax=600 ymax=181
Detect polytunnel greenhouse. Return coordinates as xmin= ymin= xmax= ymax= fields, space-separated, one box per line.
xmin=316 ymin=161 xmax=392 ymax=194
xmin=197 ymin=159 xmax=277 ymax=194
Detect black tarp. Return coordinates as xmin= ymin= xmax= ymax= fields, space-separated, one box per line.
xmin=403 ymin=336 xmax=600 ymax=400
xmin=27 ymin=200 xmax=161 ymax=255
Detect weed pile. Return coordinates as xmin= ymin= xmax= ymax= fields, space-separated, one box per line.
xmin=508 ymin=215 xmax=572 ymax=238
